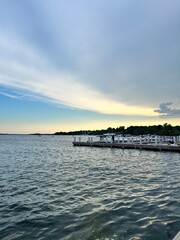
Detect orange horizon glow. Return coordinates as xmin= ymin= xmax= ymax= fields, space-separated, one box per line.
xmin=1 ymin=118 xmax=180 ymax=134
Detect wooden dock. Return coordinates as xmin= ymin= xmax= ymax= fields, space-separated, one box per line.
xmin=73 ymin=141 xmax=180 ymax=153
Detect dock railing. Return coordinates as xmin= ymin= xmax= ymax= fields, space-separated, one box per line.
xmin=73 ymin=135 xmax=180 ymax=153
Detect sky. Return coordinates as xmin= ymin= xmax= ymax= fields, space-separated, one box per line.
xmin=0 ymin=0 xmax=180 ymax=133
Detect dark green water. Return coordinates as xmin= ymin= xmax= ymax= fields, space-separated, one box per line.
xmin=0 ymin=135 xmax=179 ymax=240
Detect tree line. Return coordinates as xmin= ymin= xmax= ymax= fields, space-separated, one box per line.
xmin=54 ymin=123 xmax=180 ymax=136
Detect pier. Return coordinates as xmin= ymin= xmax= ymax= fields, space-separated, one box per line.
xmin=73 ymin=136 xmax=180 ymax=153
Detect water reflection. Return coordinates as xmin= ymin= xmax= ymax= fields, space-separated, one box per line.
xmin=0 ymin=135 xmax=179 ymax=240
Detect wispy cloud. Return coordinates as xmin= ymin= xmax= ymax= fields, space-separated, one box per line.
xmin=154 ymin=102 xmax=180 ymax=117
xmin=0 ymin=91 xmax=20 ymax=100
xmin=0 ymin=88 xmax=53 ymax=103
xmin=0 ymin=72 xmax=156 ymax=116
xmin=0 ymin=0 xmax=180 ymax=117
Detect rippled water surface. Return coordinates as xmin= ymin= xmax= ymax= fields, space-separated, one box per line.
xmin=0 ymin=135 xmax=179 ymax=240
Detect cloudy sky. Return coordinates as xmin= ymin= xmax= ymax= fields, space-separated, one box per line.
xmin=0 ymin=0 xmax=180 ymax=133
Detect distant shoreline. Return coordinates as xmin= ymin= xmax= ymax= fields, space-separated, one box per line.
xmin=1 ymin=123 xmax=180 ymax=136
xmin=54 ymin=124 xmax=180 ymax=136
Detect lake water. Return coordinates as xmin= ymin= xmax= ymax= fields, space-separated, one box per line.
xmin=0 ymin=135 xmax=179 ymax=240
